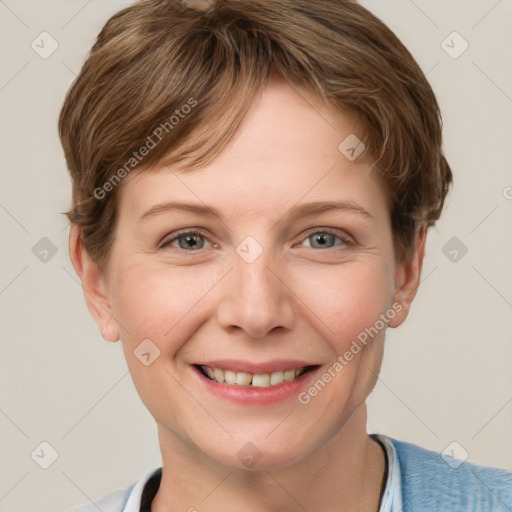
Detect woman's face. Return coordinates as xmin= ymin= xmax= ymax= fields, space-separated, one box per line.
xmin=78 ymin=77 xmax=422 ymax=469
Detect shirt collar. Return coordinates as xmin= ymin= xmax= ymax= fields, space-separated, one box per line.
xmin=122 ymin=434 xmax=403 ymax=512
xmin=122 ymin=467 xmax=160 ymax=512
xmin=371 ymin=433 xmax=403 ymax=512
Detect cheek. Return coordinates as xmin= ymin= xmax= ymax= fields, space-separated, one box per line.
xmin=292 ymin=262 xmax=392 ymax=412
xmin=294 ymin=260 xmax=393 ymax=350
xmin=111 ymin=262 xmax=217 ymax=346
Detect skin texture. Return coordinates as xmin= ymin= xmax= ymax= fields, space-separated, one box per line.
xmin=69 ymin=76 xmax=426 ymax=512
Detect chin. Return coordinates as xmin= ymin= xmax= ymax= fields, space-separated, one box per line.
xmin=198 ymin=433 xmax=319 ymax=472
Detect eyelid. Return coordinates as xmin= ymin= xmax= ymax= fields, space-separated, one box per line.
xmin=293 ymin=227 xmax=354 ymax=248
xmin=159 ymin=226 xmax=354 ymax=250
xmin=158 ymin=228 xmax=212 ymax=249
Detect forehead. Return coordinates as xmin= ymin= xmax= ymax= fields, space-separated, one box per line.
xmin=118 ymin=78 xmax=388 ymax=223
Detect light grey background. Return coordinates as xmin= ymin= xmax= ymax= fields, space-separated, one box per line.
xmin=0 ymin=1 xmax=511 ymax=511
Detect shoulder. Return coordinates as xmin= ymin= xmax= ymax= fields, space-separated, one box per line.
xmin=386 ymin=436 xmax=512 ymax=512
xmin=64 ymin=485 xmax=135 ymax=512
xmin=64 ymin=466 xmax=162 ymax=512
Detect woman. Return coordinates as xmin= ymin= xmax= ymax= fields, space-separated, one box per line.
xmin=60 ymin=0 xmax=512 ymax=510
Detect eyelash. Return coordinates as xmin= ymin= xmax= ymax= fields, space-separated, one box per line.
xmin=158 ymin=228 xmax=354 ymax=252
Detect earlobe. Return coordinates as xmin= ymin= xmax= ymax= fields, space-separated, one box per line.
xmin=68 ymin=224 xmax=119 ymax=342
xmin=387 ymin=224 xmax=427 ymax=328
xmin=101 ymin=317 xmax=120 ymax=343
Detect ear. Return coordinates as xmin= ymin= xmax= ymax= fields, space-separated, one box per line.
xmin=68 ymin=224 xmax=119 ymax=342
xmin=387 ymin=223 xmax=427 ymax=328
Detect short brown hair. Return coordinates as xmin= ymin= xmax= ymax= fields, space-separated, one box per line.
xmin=59 ymin=0 xmax=452 ymax=272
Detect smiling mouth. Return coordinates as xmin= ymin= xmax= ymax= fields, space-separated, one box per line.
xmin=194 ymin=364 xmax=319 ymax=387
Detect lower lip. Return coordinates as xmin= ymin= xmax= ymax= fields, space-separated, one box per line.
xmin=192 ymin=365 xmax=322 ymax=405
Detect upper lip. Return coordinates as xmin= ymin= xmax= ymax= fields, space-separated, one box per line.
xmin=194 ymin=359 xmax=320 ymax=374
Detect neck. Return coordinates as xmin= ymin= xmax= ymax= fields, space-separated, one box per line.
xmin=151 ymin=403 xmax=386 ymax=512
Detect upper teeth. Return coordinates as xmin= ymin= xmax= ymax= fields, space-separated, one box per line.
xmin=201 ymin=366 xmax=307 ymax=387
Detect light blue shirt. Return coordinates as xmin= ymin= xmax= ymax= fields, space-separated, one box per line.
xmin=66 ymin=434 xmax=512 ymax=512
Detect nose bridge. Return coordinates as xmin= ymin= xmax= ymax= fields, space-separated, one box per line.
xmin=237 ymin=247 xmax=278 ymax=306
xmin=216 ymin=238 xmax=295 ymax=337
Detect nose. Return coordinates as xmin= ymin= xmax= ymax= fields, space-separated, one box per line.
xmin=216 ymin=247 xmax=296 ymax=339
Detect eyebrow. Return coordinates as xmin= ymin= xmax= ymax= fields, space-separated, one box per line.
xmin=139 ymin=199 xmax=374 ymax=224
